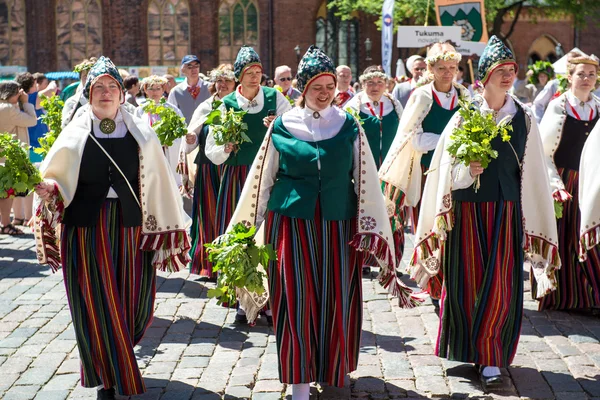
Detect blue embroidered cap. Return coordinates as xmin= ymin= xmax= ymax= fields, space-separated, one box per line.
xmin=83 ymin=56 xmax=124 ymax=100
xmin=296 ymin=45 xmax=336 ymax=95
xmin=478 ymin=35 xmax=518 ymax=85
xmin=234 ymin=46 xmax=262 ymax=81
xmin=181 ymin=55 xmax=200 ymax=66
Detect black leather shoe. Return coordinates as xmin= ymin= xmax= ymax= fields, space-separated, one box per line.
xmin=97 ymin=387 xmax=116 ymax=400
xmin=235 ymin=313 xmax=248 ymax=324
xmin=362 ymin=266 xmax=371 ymax=276
xmin=265 ymin=315 xmax=273 ymax=326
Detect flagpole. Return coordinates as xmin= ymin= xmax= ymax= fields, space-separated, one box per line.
xmin=467 ymin=58 xmax=475 ymax=84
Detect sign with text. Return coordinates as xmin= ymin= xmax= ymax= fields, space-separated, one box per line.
xmin=397 ymin=26 xmax=462 ymax=48
xmin=434 ymin=0 xmax=489 ymax=43
xmin=455 ymin=40 xmax=487 ymax=56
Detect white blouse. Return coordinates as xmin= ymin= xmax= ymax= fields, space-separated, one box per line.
xmin=345 ymin=92 xmax=396 ymax=117
xmin=565 ymin=91 xmax=597 ymax=121
xmin=253 ymin=105 xmax=361 ymax=227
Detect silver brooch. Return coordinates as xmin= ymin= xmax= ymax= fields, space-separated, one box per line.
xmin=248 ymin=99 xmax=258 ymax=108
xmin=313 ymin=111 xmax=320 ymax=119
xmin=373 ymin=101 xmax=379 ymax=107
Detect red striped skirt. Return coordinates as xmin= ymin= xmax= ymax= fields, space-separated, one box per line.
xmin=265 ymin=207 xmax=362 ymax=386
xmin=61 ymin=200 xmax=155 ymax=395
xmin=535 ymin=168 xmax=600 ymax=310
xmin=190 ymin=163 xmax=222 ymax=277
xmin=437 ymin=200 xmax=523 ymax=367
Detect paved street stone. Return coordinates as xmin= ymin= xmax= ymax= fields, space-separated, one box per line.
xmin=3 ymin=228 xmax=600 ymax=399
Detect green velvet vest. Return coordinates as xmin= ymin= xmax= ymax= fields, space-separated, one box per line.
xmin=222 ymin=87 xmax=277 ymax=166
xmin=452 ymin=106 xmax=527 ymax=203
xmin=267 ymin=113 xmax=358 ymax=220
xmin=359 ymin=107 xmax=399 ymax=168
xmin=420 ymin=100 xmax=459 ymax=169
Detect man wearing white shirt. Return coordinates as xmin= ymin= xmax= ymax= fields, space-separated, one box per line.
xmin=392 ymin=55 xmax=426 ymax=107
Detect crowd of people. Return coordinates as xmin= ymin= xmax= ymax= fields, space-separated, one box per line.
xmin=0 ymin=34 xmax=599 ymax=400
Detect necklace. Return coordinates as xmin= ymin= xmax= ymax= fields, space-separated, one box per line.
xmin=99 ymin=118 xmax=116 ymax=134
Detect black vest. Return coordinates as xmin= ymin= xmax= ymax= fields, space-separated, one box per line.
xmin=452 ymin=106 xmax=527 ymax=203
xmin=63 ymin=132 xmax=142 ymax=227
xmin=554 ymin=115 xmax=598 ymax=171
xmin=194 ymin=124 xmax=211 ymax=165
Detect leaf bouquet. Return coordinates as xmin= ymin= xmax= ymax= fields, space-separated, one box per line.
xmin=142 ymin=98 xmax=188 ymax=147
xmin=35 ymin=95 xmax=64 ymax=158
xmin=275 ymin=85 xmax=295 ymax=106
xmin=0 ymin=133 xmax=42 ymax=198
xmin=205 ymin=101 xmax=250 ymax=151
xmin=205 ymin=223 xmax=277 ymax=306
xmin=446 ymin=100 xmax=513 ymax=192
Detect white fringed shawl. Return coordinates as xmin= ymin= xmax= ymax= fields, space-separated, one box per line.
xmin=409 ymin=95 xmax=561 ymax=298
xmin=34 ymin=105 xmax=192 ymax=272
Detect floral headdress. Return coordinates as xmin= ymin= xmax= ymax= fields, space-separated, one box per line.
xmin=209 ymin=68 xmax=236 ymax=82
xmin=141 ymin=75 xmax=168 ymax=88
xmin=359 ymin=66 xmax=389 ymax=84
xmin=528 ymin=61 xmax=555 ymax=85
xmin=73 ymin=57 xmax=97 ymax=74
xmin=425 ymin=51 xmax=462 ymax=66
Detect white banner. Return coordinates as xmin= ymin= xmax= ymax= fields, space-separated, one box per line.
xmin=397 ymin=26 xmax=462 ymax=48
xmin=381 ymin=0 xmax=395 ymax=75
xmin=455 ymin=40 xmax=487 ymax=56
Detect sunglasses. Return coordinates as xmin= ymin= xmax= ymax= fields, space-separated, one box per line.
xmin=278 ymin=77 xmax=293 ymax=81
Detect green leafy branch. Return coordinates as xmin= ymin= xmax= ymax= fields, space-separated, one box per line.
xmin=142 ymin=98 xmax=188 ymax=147
xmin=205 ymin=102 xmax=251 ymax=151
xmin=34 ymin=95 xmax=64 ymax=159
xmin=0 ymin=133 xmax=42 ymax=198
xmin=205 ymin=223 xmax=277 ymax=306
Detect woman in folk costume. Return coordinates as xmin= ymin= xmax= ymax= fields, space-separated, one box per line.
xmin=135 ymin=75 xmax=185 ymax=186
xmin=346 ymin=65 xmax=404 ymax=271
xmin=408 ymin=36 xmax=560 ymax=386
xmin=33 ymin=57 xmax=191 ymax=400
xmin=182 ymin=64 xmax=236 ymax=279
xmin=227 ymin=45 xmax=411 ymax=400
xmin=205 ymin=46 xmax=291 ymax=321
xmin=535 ymin=54 xmax=600 ymax=310
xmin=379 ymin=42 xmax=470 ymax=299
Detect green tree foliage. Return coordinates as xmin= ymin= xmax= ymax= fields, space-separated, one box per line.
xmin=0 ymin=133 xmax=42 ymax=198
xmin=35 ymin=95 xmax=64 ymax=159
xmin=327 ymin=0 xmax=600 ymax=41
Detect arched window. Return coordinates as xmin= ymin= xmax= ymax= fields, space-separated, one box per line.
xmin=315 ymin=1 xmax=359 ymax=76
xmin=148 ymin=0 xmax=190 ymax=65
xmin=56 ymin=0 xmax=102 ymax=71
xmin=219 ymin=0 xmax=259 ymax=65
xmin=527 ymin=35 xmax=559 ymax=65
xmin=0 ymin=0 xmax=26 ymax=66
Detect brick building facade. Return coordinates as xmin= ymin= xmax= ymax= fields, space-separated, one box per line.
xmin=5 ymin=1 xmax=600 ymax=80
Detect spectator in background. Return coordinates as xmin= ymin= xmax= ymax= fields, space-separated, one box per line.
xmin=163 ymin=74 xmax=177 ymax=96
xmin=273 ymin=65 xmax=301 ymax=100
xmin=334 ymin=65 xmax=354 ymax=106
xmin=124 ymin=75 xmax=140 ymax=107
xmin=62 ymin=57 xmax=97 ymax=127
xmin=392 ymin=55 xmax=426 ymax=108
xmin=34 ymin=73 xmax=50 ymax=92
xmin=168 ymin=55 xmax=211 ymax=124
xmin=0 ymin=81 xmax=37 ymax=235
xmin=261 ymin=73 xmax=269 ymax=86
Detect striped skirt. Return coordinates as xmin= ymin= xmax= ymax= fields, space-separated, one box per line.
xmin=436 ymin=201 xmax=523 ymax=367
xmin=265 ymin=207 xmax=362 ymax=387
xmin=215 ymin=164 xmax=250 ymax=237
xmin=189 ymin=163 xmax=222 ymax=277
xmin=61 ymin=200 xmax=155 ymax=396
xmin=535 ymin=169 xmax=600 ymax=310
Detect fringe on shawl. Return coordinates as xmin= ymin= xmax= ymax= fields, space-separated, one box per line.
xmin=524 ymin=233 xmax=560 ymax=297
xmin=140 ymin=230 xmax=191 ymax=273
xmin=382 ymin=181 xmax=406 ymax=232
xmin=35 ymin=184 xmax=64 ymax=272
xmin=176 ymin=150 xmax=193 ymax=198
xmin=409 ymin=211 xmax=453 ymax=289
xmin=349 ymin=233 xmax=425 ymax=308
xmin=580 ymin=225 xmax=600 ymax=261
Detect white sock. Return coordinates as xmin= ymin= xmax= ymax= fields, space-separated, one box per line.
xmin=292 ymin=383 xmax=310 ymax=400
xmin=482 ymin=366 xmax=501 ymax=377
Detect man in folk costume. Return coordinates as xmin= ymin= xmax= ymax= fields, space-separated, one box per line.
xmin=392 ymin=54 xmax=427 ymax=108
xmin=168 ymin=55 xmax=212 ymax=124
xmin=181 ymin=64 xmax=237 ymax=279
xmin=345 ymin=65 xmax=404 ymax=271
xmin=408 ymin=36 xmax=560 ymax=387
xmin=225 ymin=45 xmax=417 ymax=400
xmin=33 ymin=57 xmax=191 ymax=399
xmin=205 ymin=46 xmax=291 ymax=323
xmin=536 ymin=53 xmax=600 ymax=311
xmin=334 ymin=64 xmax=355 ymax=107
xmin=379 ymin=42 xmax=470 ymax=301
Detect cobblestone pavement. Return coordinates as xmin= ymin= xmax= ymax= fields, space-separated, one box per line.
xmin=1 ymin=228 xmax=600 ymax=400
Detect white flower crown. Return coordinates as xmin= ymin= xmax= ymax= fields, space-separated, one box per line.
xmin=425 ymin=51 xmax=462 ymax=66
xmin=359 ymin=71 xmax=389 ymax=83
xmin=209 ymin=69 xmax=236 ymax=82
